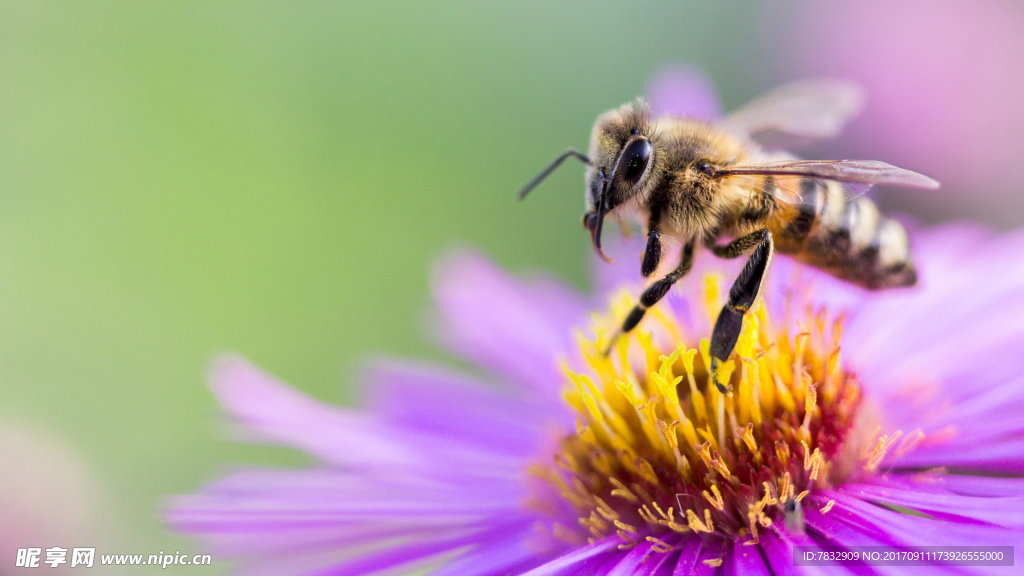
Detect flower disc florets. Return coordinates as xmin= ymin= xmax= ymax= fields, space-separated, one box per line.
xmin=533 ymin=275 xmax=899 ymax=554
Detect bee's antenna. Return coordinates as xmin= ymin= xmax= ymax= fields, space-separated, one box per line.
xmin=518 ymin=149 xmax=591 ymax=201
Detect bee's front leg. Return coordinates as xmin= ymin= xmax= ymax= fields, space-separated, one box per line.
xmin=708 ymin=229 xmax=774 ymax=392
xmin=604 ymin=238 xmax=695 ymax=356
xmin=641 ymin=212 xmax=662 ymax=278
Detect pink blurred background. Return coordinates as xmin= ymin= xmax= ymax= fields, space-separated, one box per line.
xmin=772 ymin=0 xmax=1024 ymax=228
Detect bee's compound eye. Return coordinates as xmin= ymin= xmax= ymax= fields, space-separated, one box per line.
xmin=620 ymin=138 xmax=653 ymax=184
xmin=695 ymin=160 xmax=715 ymax=176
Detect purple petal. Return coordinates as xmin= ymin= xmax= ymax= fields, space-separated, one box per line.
xmin=820 ymin=492 xmax=1022 ymax=547
xmin=801 ymin=493 xmax=902 ymax=547
xmin=209 ymin=357 xmax=415 ymax=468
xmin=691 ymin=538 xmax=728 ymax=576
xmin=723 ymin=540 xmax=770 ymax=576
xmin=646 ymin=65 xmax=721 ymax=119
xmin=778 ymin=524 xmax=917 ymax=576
xmin=759 ymin=529 xmax=841 ymax=576
xmin=846 ymin=226 xmax=1024 ymax=381
xmin=877 ymin=374 xmax=1024 ymax=468
xmin=183 ymin=509 xmax=536 ymax=576
xmin=418 ymin=525 xmax=548 ymax=576
xmin=605 ymin=542 xmax=658 ymax=576
xmin=360 ymin=359 xmax=552 ymax=458
xmin=519 ymin=538 xmax=621 ymax=576
xmin=931 ymin=474 xmax=1024 ymax=498
xmin=840 ymin=478 xmax=1024 ymax=528
xmin=211 ymin=359 xmax=537 ymax=479
xmin=166 ymin=468 xmax=532 ymax=561
xmin=671 ymin=537 xmax=704 ymax=576
xmin=222 ymin=524 xmax=513 ymax=576
xmin=431 ymin=250 xmax=587 ymax=396
xmin=172 ymin=468 xmax=522 ymax=523
xmin=667 ymin=537 xmax=727 ymax=576
xmin=642 ymin=548 xmax=681 ymax=576
xmin=304 ymin=520 xmax=534 ymax=576
xmin=600 ymin=540 xmax=687 ymax=576
xmin=891 ymin=435 xmax=1024 ymax=474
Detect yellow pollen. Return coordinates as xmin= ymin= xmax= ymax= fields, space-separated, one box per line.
xmin=702 ymin=485 xmax=725 ymax=511
xmin=686 ymin=508 xmax=716 ymax=534
xmin=609 ymin=477 xmax=639 ymax=503
xmin=740 ymin=423 xmax=758 ymax=452
xmin=820 ymin=499 xmax=836 ymax=514
xmin=645 ymin=536 xmax=674 ymax=554
xmin=531 ymin=273 xmax=893 ymax=549
xmin=613 ymin=519 xmax=638 ymax=534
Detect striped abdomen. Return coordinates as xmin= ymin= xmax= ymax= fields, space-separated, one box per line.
xmin=775 ymin=178 xmax=916 ymax=289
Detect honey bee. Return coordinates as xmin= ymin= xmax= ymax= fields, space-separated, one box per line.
xmin=519 ymin=80 xmax=938 ymax=390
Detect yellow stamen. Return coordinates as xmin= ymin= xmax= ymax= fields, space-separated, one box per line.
xmin=686 ymin=508 xmax=716 ymax=534
xmin=702 ymin=484 xmax=725 ymax=511
xmin=646 ymin=536 xmax=674 ymax=554
xmin=863 ymin=430 xmax=903 ymax=472
xmin=532 ymin=272 xmax=897 ymax=548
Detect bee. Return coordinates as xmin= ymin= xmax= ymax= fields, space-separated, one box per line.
xmin=784 ymin=498 xmax=805 ymax=534
xmin=519 ymin=80 xmax=938 ymax=390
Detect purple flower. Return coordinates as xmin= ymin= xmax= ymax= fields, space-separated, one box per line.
xmin=168 ymin=72 xmax=1024 ymax=574
xmin=168 ymin=224 xmax=1024 ymax=574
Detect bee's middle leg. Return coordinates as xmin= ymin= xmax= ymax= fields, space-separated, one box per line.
xmin=708 ymin=229 xmax=774 ymax=392
xmin=604 ymin=240 xmax=695 ymax=356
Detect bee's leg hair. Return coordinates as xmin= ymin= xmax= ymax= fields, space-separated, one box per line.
xmin=641 ymin=211 xmax=662 ymax=278
xmin=708 ymin=229 xmax=774 ymax=392
xmin=710 ymin=228 xmax=771 ymax=259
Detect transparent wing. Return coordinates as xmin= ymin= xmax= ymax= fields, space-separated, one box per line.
xmin=717 ymin=159 xmax=939 ymax=189
xmin=724 ymin=173 xmax=872 ymax=209
xmin=719 ymin=160 xmax=938 ymax=210
xmin=722 ymin=79 xmax=864 ymax=144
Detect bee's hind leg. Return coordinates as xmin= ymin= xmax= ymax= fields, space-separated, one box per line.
xmin=708 ymin=229 xmax=774 ymax=392
xmin=603 ymin=239 xmax=695 ymax=356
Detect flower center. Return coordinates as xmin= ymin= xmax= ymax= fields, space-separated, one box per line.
xmin=531 ymin=275 xmax=896 ymax=551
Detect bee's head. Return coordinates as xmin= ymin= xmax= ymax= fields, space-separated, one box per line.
xmin=581 ymin=101 xmax=662 ymax=261
xmin=516 ymin=100 xmax=661 ymax=263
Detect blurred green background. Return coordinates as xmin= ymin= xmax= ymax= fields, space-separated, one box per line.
xmin=1 ymin=1 xmax=1021 ymax=573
